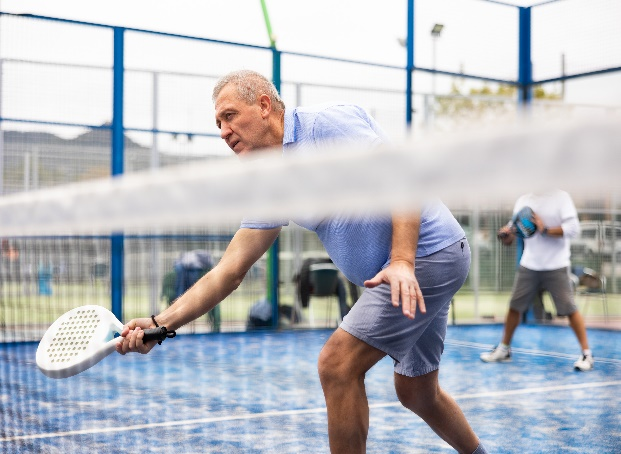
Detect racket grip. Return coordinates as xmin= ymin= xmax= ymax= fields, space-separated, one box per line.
xmin=142 ymin=327 xmax=176 ymax=344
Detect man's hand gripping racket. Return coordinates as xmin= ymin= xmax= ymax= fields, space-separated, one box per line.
xmin=36 ymin=305 xmax=175 ymax=379
xmin=497 ymin=206 xmax=538 ymax=246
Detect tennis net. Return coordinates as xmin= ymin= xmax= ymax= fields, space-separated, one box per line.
xmin=1 ymin=116 xmax=620 ymax=341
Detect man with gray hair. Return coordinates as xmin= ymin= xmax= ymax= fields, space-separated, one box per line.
xmin=118 ymin=69 xmax=487 ymax=454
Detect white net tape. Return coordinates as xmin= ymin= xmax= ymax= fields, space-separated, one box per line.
xmin=1 ymin=117 xmax=620 ymax=236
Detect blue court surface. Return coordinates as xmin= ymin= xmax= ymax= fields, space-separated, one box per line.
xmin=1 ymin=324 xmax=620 ymax=453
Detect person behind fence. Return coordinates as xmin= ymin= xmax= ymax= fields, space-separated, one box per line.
xmin=117 ymin=69 xmax=487 ymax=454
xmin=162 ymin=250 xmax=220 ymax=332
xmin=481 ymin=189 xmax=594 ymax=371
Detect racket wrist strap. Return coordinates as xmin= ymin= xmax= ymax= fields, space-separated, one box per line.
xmin=151 ymin=315 xmax=176 ymax=345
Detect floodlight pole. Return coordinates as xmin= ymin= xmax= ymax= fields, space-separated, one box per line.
xmin=430 ymin=24 xmax=443 ymax=130
xmin=561 ymin=53 xmax=565 ymax=100
xmin=432 ymin=38 xmax=437 ymax=95
xmin=149 ymin=71 xmax=162 ymax=318
xmin=431 ymin=25 xmax=443 ymax=97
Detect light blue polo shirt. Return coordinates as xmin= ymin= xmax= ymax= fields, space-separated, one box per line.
xmin=241 ymin=103 xmax=465 ymax=286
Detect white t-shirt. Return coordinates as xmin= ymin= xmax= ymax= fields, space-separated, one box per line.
xmin=515 ymin=190 xmax=580 ymax=271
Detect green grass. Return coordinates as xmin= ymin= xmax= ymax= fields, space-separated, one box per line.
xmin=1 ymin=284 xmax=618 ymax=334
xmin=452 ymin=290 xmax=619 ymax=322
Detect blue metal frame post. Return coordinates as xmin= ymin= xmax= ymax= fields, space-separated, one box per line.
xmin=111 ymin=27 xmax=125 ymax=321
xmin=406 ymin=0 xmax=415 ymax=128
xmin=518 ymin=7 xmax=532 ymax=109
xmin=268 ymin=48 xmax=282 ymax=328
xmin=518 ymin=7 xmax=534 ymax=321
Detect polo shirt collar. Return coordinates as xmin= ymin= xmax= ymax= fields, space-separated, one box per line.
xmin=283 ymin=109 xmax=295 ymax=145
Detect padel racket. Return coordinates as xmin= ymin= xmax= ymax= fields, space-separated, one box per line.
xmin=511 ymin=206 xmax=537 ymax=238
xmin=36 ymin=305 xmax=175 ymax=379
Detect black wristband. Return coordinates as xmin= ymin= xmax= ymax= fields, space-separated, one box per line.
xmin=149 ymin=315 xmax=176 ymax=345
xmin=542 ymin=227 xmax=549 ymax=236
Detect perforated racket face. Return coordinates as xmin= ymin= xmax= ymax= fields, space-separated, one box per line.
xmin=44 ymin=307 xmax=101 ymax=364
xmin=36 ymin=305 xmax=122 ymax=378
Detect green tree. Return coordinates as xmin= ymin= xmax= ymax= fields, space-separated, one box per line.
xmin=433 ymin=80 xmax=560 ymax=129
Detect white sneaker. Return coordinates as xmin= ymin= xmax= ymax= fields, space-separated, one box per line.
xmin=574 ymin=354 xmax=594 ymax=371
xmin=480 ymin=345 xmax=511 ymax=363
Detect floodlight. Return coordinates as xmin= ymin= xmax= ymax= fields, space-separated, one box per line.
xmin=431 ymin=24 xmax=444 ymax=37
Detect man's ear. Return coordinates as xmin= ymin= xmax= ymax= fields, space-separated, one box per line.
xmin=259 ymin=94 xmax=272 ymax=118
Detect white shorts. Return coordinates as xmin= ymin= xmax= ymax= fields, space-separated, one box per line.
xmin=339 ymin=239 xmax=470 ymax=377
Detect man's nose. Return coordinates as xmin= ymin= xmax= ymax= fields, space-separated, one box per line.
xmin=220 ymin=124 xmax=232 ymax=140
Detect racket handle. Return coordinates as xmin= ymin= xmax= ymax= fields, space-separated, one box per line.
xmin=142 ymin=327 xmax=177 ymax=344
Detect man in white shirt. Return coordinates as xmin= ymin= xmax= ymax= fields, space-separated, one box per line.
xmin=481 ymin=189 xmax=594 ymax=371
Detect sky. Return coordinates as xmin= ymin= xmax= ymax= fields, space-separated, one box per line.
xmin=1 ymin=0 xmax=620 ymax=149
xmin=3 ymin=0 xmax=620 ymax=88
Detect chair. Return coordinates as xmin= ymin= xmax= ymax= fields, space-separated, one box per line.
xmin=574 ymin=267 xmax=608 ymax=322
xmin=308 ymin=263 xmax=341 ymax=327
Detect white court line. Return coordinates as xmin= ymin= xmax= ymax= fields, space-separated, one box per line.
xmin=2 ymin=380 xmax=620 ymax=443
xmin=369 ymin=380 xmax=621 ymax=409
xmin=445 ymin=339 xmax=621 ymax=365
xmin=0 ymin=407 xmax=328 ymax=442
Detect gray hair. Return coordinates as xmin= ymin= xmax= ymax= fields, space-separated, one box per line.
xmin=212 ymin=70 xmax=285 ymax=112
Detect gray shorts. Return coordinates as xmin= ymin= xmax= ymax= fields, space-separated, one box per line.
xmin=509 ymin=266 xmax=577 ymax=316
xmin=339 ymin=239 xmax=470 ymax=378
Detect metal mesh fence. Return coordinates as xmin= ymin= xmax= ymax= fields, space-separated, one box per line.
xmin=414 ymin=0 xmax=519 ymax=81
xmin=1 ymin=4 xmax=620 ymax=341
xmin=532 ymin=0 xmax=621 ymax=81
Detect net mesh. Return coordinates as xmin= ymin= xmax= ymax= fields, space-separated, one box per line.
xmin=1 ymin=116 xmax=619 ymax=235
xmin=1 ymin=116 xmax=620 ymax=341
